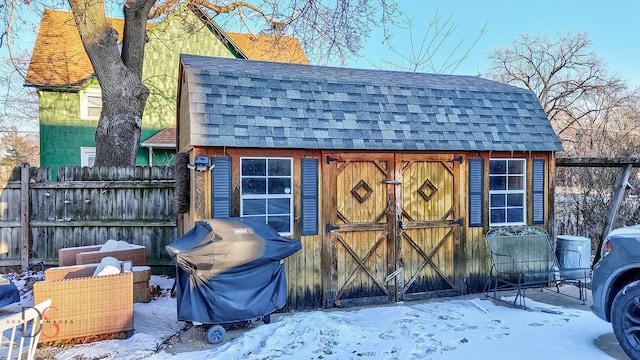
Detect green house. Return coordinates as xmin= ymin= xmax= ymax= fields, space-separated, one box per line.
xmin=25 ymin=4 xmax=307 ymax=178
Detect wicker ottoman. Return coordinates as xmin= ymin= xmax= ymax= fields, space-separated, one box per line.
xmin=132 ymin=266 xmax=152 ymax=303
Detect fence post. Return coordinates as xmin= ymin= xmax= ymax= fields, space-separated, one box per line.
xmin=593 ymin=163 xmax=633 ymax=266
xmin=20 ymin=163 xmax=30 ymax=271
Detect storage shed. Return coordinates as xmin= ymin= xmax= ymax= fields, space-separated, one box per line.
xmin=176 ymin=54 xmax=563 ymax=310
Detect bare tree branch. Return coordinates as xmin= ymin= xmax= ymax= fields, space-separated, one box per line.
xmin=4 ymin=0 xmax=401 ymax=166
xmin=487 ymin=32 xmax=630 ymax=139
xmin=380 ymin=12 xmax=486 ymax=74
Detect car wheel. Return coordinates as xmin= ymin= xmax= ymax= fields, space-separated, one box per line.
xmin=612 ymin=280 xmax=640 ymax=360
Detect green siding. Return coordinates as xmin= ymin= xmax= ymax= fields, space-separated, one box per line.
xmin=142 ymin=6 xmax=236 ymax=129
xmin=38 ymin=6 xmax=237 ymax=170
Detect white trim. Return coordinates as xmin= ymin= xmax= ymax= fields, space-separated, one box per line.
xmin=79 ymin=88 xmax=102 ymax=120
xmin=80 ymin=147 xmax=96 ymax=167
xmin=240 ymin=157 xmax=294 ymax=235
xmin=489 ymin=158 xmax=527 ymax=226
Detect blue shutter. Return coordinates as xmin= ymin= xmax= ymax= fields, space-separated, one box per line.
xmin=211 ymin=157 xmax=231 ymax=218
xmin=468 ymin=159 xmax=484 ymax=227
xmin=532 ymin=159 xmax=545 ymax=224
xmin=301 ymin=158 xmax=319 ymax=235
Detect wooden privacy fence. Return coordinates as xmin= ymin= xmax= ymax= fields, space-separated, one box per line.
xmin=0 ymin=164 xmax=177 ymax=270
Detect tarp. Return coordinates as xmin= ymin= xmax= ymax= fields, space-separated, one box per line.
xmin=0 ymin=282 xmax=19 ymax=308
xmin=166 ymin=217 xmax=302 ymax=324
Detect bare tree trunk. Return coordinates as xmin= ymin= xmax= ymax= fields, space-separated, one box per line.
xmin=69 ymin=0 xmax=152 ymax=166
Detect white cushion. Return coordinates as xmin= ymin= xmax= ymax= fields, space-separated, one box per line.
xmin=99 ymin=239 xmax=120 ymax=252
xmin=115 ymin=240 xmax=134 ymax=250
xmin=93 ymin=257 xmax=122 ymax=277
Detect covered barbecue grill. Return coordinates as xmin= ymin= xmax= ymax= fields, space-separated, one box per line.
xmin=165 ymin=217 xmax=301 ymax=343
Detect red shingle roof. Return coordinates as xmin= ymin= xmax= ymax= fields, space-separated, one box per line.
xmin=26 ymin=8 xmax=308 ymax=87
xmin=142 ymin=127 xmax=176 ymax=147
xmin=25 ymin=9 xmax=128 ymax=86
xmin=227 ymin=32 xmax=308 ymax=65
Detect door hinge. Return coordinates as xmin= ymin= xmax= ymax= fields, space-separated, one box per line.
xmin=452 ymin=156 xmax=463 ymax=163
xmin=326 ymin=156 xmax=340 ymax=164
xmin=453 ymin=218 xmax=464 ymax=226
xmin=326 ymin=223 xmax=340 ymax=232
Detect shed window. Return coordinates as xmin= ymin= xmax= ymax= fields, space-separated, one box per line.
xmin=489 ymin=159 xmax=526 ymax=226
xmin=80 ymin=88 xmax=102 ymax=120
xmin=240 ymin=157 xmax=293 ymax=235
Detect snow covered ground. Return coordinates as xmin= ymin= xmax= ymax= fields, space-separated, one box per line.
xmin=4 ymin=276 xmax=627 ymax=360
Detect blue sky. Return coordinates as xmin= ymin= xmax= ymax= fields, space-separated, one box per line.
xmin=6 ymin=1 xmax=638 ymax=87
xmin=347 ymin=0 xmax=640 ymax=86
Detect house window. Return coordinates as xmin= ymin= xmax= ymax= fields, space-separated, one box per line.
xmin=80 ymin=147 xmax=95 ymax=167
xmin=489 ymin=159 xmax=526 ymax=226
xmin=80 ymin=88 xmax=102 ymax=120
xmin=240 ymin=157 xmax=293 ymax=235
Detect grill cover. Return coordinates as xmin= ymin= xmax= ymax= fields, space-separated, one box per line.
xmin=166 ymin=217 xmax=301 ymax=324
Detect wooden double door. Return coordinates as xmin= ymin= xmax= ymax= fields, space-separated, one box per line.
xmin=324 ymin=153 xmax=463 ymax=307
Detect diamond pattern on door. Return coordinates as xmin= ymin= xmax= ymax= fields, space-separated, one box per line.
xmin=326 ymin=154 xmax=460 ymax=307
xmin=332 ymin=157 xmax=392 ymax=306
xmin=351 ymin=180 xmax=374 ymax=203
xmin=399 ymin=159 xmax=458 ymax=300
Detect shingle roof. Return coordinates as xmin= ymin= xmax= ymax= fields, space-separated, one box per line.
xmin=142 ymin=127 xmax=176 ymax=148
xmin=25 ymin=9 xmax=133 ymax=86
xmin=226 ymin=32 xmax=308 ymax=65
xmin=179 ymin=54 xmax=563 ymax=152
xmin=25 ymin=8 xmax=307 ymax=87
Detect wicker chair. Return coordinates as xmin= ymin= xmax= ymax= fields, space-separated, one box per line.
xmin=33 ymin=263 xmax=134 ymax=343
xmin=58 ymin=242 xmax=146 ymax=267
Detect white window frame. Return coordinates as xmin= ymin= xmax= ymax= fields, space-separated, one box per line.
xmin=80 ymin=88 xmax=102 ymax=120
xmin=80 ymin=147 xmax=96 ymax=167
xmin=240 ymin=157 xmax=294 ymax=235
xmin=489 ymin=158 xmax=526 ymax=226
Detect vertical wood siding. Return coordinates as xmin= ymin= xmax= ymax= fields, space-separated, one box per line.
xmin=181 ymin=147 xmax=556 ymax=310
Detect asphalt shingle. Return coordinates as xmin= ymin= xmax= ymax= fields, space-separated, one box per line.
xmin=179 ymin=55 xmax=563 ymax=152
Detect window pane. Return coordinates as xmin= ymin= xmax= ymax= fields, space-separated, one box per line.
xmin=490 ymin=160 xmax=506 ymax=174
xmin=508 ymin=160 xmax=524 ymax=174
xmin=87 ymin=95 xmax=102 ymax=108
xmin=508 ymin=176 xmax=524 ymax=190
xmin=242 ymin=159 xmax=266 ymax=176
xmin=268 ymin=159 xmax=291 ymax=176
xmin=268 ymin=178 xmax=292 ymax=194
xmin=240 ymin=157 xmax=293 ymax=235
xmin=268 ymin=198 xmax=290 ymax=215
xmin=242 ymin=178 xmax=266 ymax=195
xmin=87 ymin=107 xmax=101 ymax=118
xmin=268 ymin=216 xmax=290 ymax=233
xmin=243 ymin=199 xmax=266 ymax=215
xmin=489 ymin=176 xmax=506 ymax=190
xmin=248 ymin=215 xmax=267 ymax=224
xmin=490 ymin=209 xmax=505 ymax=224
xmin=87 ymin=154 xmax=95 ymax=167
xmin=507 ymin=194 xmax=524 ymax=207
xmin=490 ymin=194 xmax=505 ymax=207
xmin=507 ymin=208 xmax=524 ymax=223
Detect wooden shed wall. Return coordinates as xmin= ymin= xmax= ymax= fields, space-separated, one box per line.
xmin=178 ymin=147 xmax=555 ymax=309
xmin=462 ymin=151 xmax=555 ymax=293
xmin=180 ymin=147 xmax=324 ymax=310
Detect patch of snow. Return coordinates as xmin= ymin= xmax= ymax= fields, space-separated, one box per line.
xmin=1 ymin=274 xmax=620 ymax=360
